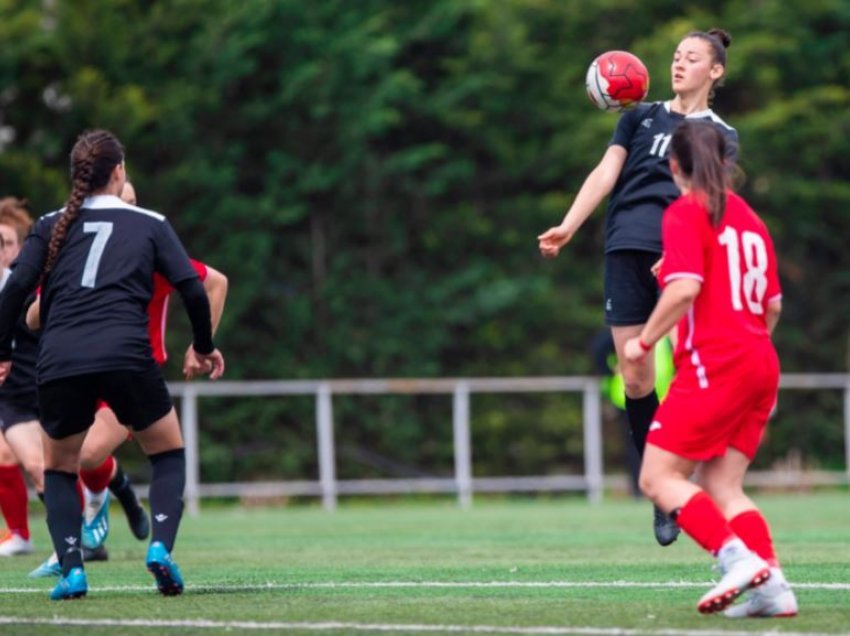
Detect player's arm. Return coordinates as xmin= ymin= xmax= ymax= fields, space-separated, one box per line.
xmin=538 ymin=145 xmax=627 ymax=258
xmin=622 ymin=278 xmax=701 ymax=361
xmin=25 ymin=296 xmax=40 ymax=331
xmin=202 ymin=266 xmax=228 ymax=335
xmin=765 ymin=298 xmax=781 ymax=335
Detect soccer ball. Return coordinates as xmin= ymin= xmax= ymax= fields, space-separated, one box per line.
xmin=585 ymin=51 xmax=650 ymax=112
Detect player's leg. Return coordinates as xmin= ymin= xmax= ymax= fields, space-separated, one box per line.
xmin=701 ymin=450 xmax=797 ymax=618
xmin=3 ymin=420 xmax=44 ymax=560
xmin=640 ymin=443 xmax=769 ymax=614
xmin=606 ymin=250 xmax=678 ymax=545
xmin=80 ymin=406 xmax=149 ymax=543
xmin=104 ymin=366 xmax=185 ymax=596
xmin=38 ymin=376 xmax=100 ymax=600
xmin=0 ymin=429 xmax=32 ymax=556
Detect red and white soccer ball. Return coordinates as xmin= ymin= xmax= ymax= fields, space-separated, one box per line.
xmin=585 ymin=51 xmax=650 ymax=112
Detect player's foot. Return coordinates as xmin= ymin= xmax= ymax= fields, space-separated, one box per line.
xmin=125 ymin=502 xmax=150 ymax=541
xmin=0 ymin=530 xmax=34 ymax=556
xmin=29 ymin=552 xmax=62 ymax=578
xmin=146 ymin=541 xmax=184 ymax=596
xmin=82 ymin=489 xmax=110 ymax=550
xmin=653 ymin=505 xmax=680 ymax=546
xmin=83 ymin=544 xmax=109 ymax=562
xmin=698 ymin=538 xmax=770 ymax=614
xmin=49 ymin=567 xmax=87 ymax=600
xmin=724 ymin=567 xmax=798 ymax=618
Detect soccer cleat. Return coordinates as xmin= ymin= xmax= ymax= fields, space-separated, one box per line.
xmin=29 ymin=552 xmax=62 ymax=578
xmin=698 ymin=538 xmax=771 ymax=614
xmin=81 ymin=489 xmax=110 ymax=549
xmin=724 ymin=567 xmax=798 ymax=618
xmin=146 ymin=541 xmax=184 ymax=596
xmin=653 ymin=505 xmax=680 ymax=546
xmin=83 ymin=544 xmax=109 ymax=562
xmin=49 ymin=566 xmax=87 ymax=600
xmin=0 ymin=530 xmax=34 ymax=556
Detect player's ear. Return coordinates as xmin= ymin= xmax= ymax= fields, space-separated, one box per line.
xmin=709 ymin=63 xmax=724 ymax=82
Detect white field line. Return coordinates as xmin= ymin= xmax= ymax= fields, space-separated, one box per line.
xmin=0 ymin=617 xmax=842 ymax=636
xmin=0 ymin=579 xmax=848 ymax=594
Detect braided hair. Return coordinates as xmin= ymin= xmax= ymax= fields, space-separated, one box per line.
xmin=43 ymin=129 xmax=124 ymax=279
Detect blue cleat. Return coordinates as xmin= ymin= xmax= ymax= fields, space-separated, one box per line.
xmin=49 ymin=567 xmax=87 ymax=600
xmin=29 ymin=552 xmax=62 ymax=578
xmin=82 ymin=489 xmax=110 ymax=550
xmin=146 ymin=541 xmax=184 ymax=596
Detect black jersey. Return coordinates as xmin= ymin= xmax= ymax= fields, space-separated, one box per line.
xmin=605 ymin=101 xmax=738 ymax=254
xmin=0 ymin=272 xmax=38 ymax=406
xmin=14 ymin=194 xmax=200 ymax=383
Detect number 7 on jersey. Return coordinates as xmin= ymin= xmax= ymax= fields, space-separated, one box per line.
xmin=81 ymin=221 xmax=114 ymax=288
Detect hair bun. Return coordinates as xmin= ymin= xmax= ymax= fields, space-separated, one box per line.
xmin=708 ymin=28 xmax=732 ymax=49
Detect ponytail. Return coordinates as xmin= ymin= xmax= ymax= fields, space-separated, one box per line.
xmin=670 ymin=121 xmax=729 ymax=226
xmin=43 ymin=130 xmax=124 ymax=280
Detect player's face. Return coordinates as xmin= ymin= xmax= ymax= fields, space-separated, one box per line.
xmin=0 ymin=224 xmax=20 ymax=267
xmin=671 ymin=38 xmax=723 ymax=95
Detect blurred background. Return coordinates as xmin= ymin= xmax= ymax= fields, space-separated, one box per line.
xmin=2 ymin=0 xmax=849 ymax=493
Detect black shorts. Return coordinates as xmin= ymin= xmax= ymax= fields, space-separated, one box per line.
xmin=38 ymin=364 xmax=173 ymax=440
xmin=0 ymin=398 xmax=40 ymax=433
xmin=603 ymin=249 xmax=661 ymax=326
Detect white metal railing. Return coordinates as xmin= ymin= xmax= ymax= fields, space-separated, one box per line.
xmin=168 ymin=374 xmax=850 ymax=515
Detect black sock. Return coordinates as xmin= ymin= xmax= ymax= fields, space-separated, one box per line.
xmin=43 ymin=470 xmax=84 ymax=576
xmin=37 ymin=491 xmax=44 ymax=503
xmin=148 ymin=448 xmax=185 ymax=553
xmin=625 ymin=390 xmax=659 ymax=458
xmin=109 ymin=463 xmax=142 ymax=515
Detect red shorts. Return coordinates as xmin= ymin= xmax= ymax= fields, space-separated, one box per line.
xmin=648 ymin=348 xmax=779 ymax=461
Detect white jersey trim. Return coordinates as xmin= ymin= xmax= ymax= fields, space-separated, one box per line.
xmin=82 ymin=195 xmax=165 ymax=221
xmin=662 ymin=272 xmax=703 ymax=285
xmin=663 ymin=101 xmax=735 ymax=131
xmin=684 ymin=307 xmax=709 ymax=389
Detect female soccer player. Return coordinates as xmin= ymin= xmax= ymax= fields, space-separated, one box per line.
xmin=0 ymin=129 xmax=224 ymax=600
xmin=538 ymin=28 xmax=737 ymax=546
xmin=0 ymin=198 xmax=38 ymax=557
xmin=623 ymin=120 xmax=796 ymax=617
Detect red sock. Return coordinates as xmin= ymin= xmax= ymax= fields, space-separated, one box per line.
xmin=80 ymin=456 xmax=115 ymax=493
xmin=730 ymin=509 xmax=778 ymax=568
xmin=0 ymin=464 xmax=30 ymax=540
xmin=675 ymin=491 xmax=735 ymax=555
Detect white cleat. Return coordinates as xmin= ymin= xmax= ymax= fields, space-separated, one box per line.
xmin=724 ymin=567 xmax=798 ymax=618
xmin=698 ymin=538 xmax=771 ymax=614
xmin=0 ymin=530 xmax=34 ymax=556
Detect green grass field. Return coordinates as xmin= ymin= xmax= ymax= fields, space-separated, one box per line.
xmin=0 ymin=491 xmax=848 ymax=635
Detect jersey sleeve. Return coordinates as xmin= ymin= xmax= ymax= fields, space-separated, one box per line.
xmin=763 ymin=226 xmax=782 ymax=305
xmin=11 ymin=214 xmax=52 ymax=274
xmin=659 ymin=198 xmax=705 ymax=286
xmin=190 ymin=259 xmax=208 ymax=282
xmin=608 ymin=105 xmax=645 ymax=149
xmin=154 ymin=220 xmax=200 ymax=286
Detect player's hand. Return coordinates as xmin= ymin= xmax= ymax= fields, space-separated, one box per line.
xmin=651 ymin=257 xmax=663 ymax=278
xmin=623 ymin=337 xmax=648 ymax=363
xmin=537 ymin=225 xmax=574 ymax=259
xmin=183 ymin=347 xmax=225 ymax=381
xmin=0 ymin=360 xmax=11 ymax=384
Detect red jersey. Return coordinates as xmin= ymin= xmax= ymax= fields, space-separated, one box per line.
xmin=148 ymin=259 xmax=208 ymax=365
xmin=659 ymin=191 xmax=781 ymax=389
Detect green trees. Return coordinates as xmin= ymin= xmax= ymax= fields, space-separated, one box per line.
xmin=2 ymin=0 xmax=848 ymax=480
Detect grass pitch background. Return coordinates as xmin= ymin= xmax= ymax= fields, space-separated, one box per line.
xmin=0 ymin=491 xmax=848 ymax=634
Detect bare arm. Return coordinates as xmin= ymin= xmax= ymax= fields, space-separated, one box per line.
xmin=25 ymin=296 xmax=40 ymax=331
xmin=623 ymin=278 xmax=701 ymax=361
xmin=538 ymin=145 xmax=627 ymax=258
xmin=202 ymin=266 xmax=228 ymax=335
xmin=766 ymin=298 xmax=782 ymax=335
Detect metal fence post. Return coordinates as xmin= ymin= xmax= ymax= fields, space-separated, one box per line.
xmin=453 ymin=381 xmax=473 ymax=508
xmin=180 ymin=385 xmax=201 ymax=516
xmin=582 ymin=378 xmax=604 ymax=503
xmin=845 ymin=381 xmax=850 ymax=486
xmin=316 ymin=382 xmax=337 ymax=511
